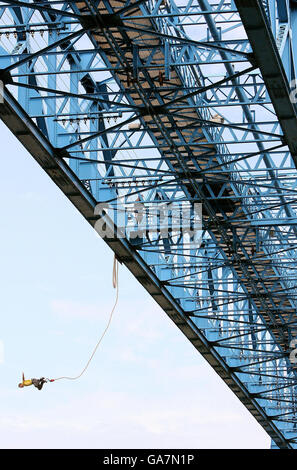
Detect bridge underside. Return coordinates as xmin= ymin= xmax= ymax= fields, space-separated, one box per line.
xmin=1 ymin=0 xmax=297 ymax=448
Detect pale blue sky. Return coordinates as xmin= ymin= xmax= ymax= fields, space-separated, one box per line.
xmin=0 ymin=120 xmax=270 ymax=448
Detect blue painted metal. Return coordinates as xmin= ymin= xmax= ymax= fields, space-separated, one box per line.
xmin=1 ymin=0 xmax=297 ymax=448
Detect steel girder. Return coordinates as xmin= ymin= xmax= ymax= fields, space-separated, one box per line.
xmin=1 ymin=0 xmax=297 ymax=448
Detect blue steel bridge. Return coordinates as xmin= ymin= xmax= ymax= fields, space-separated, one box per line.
xmin=2 ymin=0 xmax=297 ymax=448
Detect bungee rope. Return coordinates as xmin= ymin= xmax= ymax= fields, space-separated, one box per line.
xmin=44 ymin=254 xmax=119 ymax=384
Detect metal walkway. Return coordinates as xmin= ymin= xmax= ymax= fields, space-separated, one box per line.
xmin=1 ymin=0 xmax=297 ymax=448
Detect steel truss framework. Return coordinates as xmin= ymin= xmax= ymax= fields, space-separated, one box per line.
xmin=1 ymin=0 xmax=297 ymax=448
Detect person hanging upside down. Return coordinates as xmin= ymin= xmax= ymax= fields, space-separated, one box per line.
xmin=18 ymin=373 xmax=48 ymax=390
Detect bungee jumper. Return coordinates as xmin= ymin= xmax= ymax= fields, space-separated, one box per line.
xmin=18 ymin=255 xmax=119 ymax=390
xmin=18 ymin=373 xmax=52 ymax=390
